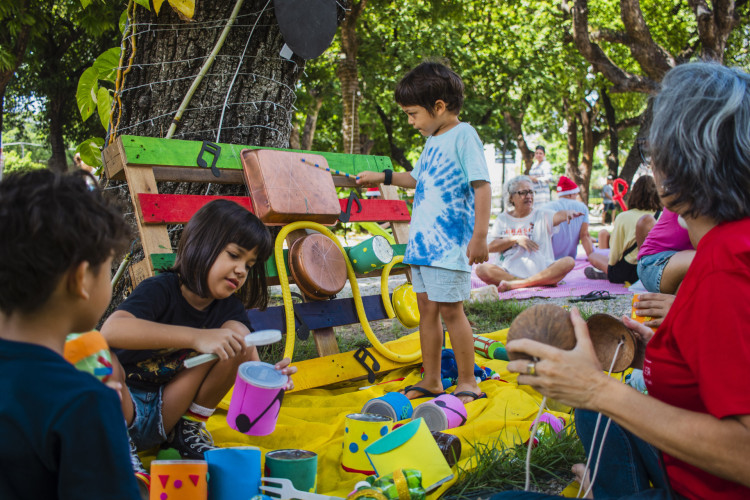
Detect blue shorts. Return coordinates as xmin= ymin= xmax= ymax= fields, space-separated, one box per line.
xmin=410 ymin=265 xmax=470 ymax=303
xmin=128 ymin=385 xmax=167 ymax=451
xmin=637 ymin=251 xmax=677 ymax=293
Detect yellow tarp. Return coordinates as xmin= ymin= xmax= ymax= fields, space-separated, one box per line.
xmin=148 ymin=328 xmax=571 ymax=498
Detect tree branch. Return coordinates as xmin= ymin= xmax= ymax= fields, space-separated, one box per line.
xmin=620 ymin=0 xmax=675 ymax=79
xmin=571 ymin=0 xmax=659 ymax=94
xmin=688 ymin=0 xmax=736 ymax=62
xmin=590 ymin=28 xmax=631 ymax=44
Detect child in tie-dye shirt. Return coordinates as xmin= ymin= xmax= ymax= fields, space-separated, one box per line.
xmin=357 ymin=62 xmax=491 ymax=404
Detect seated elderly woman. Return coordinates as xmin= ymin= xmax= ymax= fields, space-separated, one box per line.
xmin=476 ymin=175 xmax=582 ymax=292
xmin=493 ymin=62 xmax=750 ymax=499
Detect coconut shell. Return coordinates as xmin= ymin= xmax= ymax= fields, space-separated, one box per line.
xmin=586 ymin=314 xmax=638 ymax=372
xmin=506 ymin=304 xmax=576 ymax=360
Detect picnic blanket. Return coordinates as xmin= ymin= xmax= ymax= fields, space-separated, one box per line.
xmin=143 ymin=328 xmax=570 ymax=498
xmin=471 ymin=247 xmax=631 ymax=300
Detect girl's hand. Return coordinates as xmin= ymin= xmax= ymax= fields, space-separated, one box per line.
xmin=275 ymin=357 xmax=297 ymax=390
xmin=194 ymin=328 xmax=246 ymax=360
xmin=514 ymin=235 xmax=539 ymax=252
xmin=634 ymin=292 xmax=675 ymax=328
xmin=506 ymin=308 xmax=610 ymax=410
xmin=355 ymin=171 xmax=384 ymax=188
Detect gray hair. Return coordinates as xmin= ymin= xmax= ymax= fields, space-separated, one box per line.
xmin=503 ymin=175 xmax=532 ymax=209
xmin=649 ymin=62 xmax=750 ymax=222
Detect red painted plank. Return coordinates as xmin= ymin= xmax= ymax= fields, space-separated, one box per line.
xmin=138 ymin=193 xmax=410 ymax=224
xmin=138 ymin=194 xmax=253 ymax=223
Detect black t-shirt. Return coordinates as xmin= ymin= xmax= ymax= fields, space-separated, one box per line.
xmin=115 ymin=272 xmax=252 ymax=390
xmin=0 ymin=338 xmax=141 ymax=499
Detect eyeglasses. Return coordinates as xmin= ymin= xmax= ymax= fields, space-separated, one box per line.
xmin=637 ymin=138 xmax=651 ymax=166
xmin=512 ymin=190 xmax=534 ymax=197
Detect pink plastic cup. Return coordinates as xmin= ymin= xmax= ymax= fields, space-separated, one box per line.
xmin=227 ymin=361 xmax=288 ymax=436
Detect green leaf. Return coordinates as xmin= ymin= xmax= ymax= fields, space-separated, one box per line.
xmin=79 ymin=0 xmax=92 ymax=8
xmin=76 ymin=67 xmax=99 ymax=121
xmin=133 ymin=0 xmax=150 ymax=10
xmin=97 ymin=87 xmax=112 ymax=130
xmin=76 ymin=137 xmax=106 ymax=168
xmin=93 ymin=47 xmax=121 ymax=83
xmin=119 ymin=9 xmax=128 ymax=33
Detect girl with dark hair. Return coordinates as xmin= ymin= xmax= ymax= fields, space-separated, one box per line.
xmin=102 ymin=200 xmax=296 ymax=462
xmin=584 ymin=175 xmax=662 ymax=284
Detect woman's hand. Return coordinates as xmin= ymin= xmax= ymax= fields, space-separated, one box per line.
xmin=513 ymin=235 xmax=539 ymax=252
xmin=633 ymin=293 xmax=675 ymax=328
xmin=506 ymin=308 xmax=611 ymax=410
xmin=554 ymin=209 xmax=584 ymax=226
xmin=193 ymin=328 xmax=246 ymax=360
xmin=275 ymin=357 xmax=297 ymax=390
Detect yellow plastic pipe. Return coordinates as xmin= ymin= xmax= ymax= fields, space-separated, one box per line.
xmin=274 ymin=222 xmax=421 ymax=363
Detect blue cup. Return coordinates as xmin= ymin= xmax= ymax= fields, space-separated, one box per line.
xmin=361 ymin=392 xmax=413 ymax=422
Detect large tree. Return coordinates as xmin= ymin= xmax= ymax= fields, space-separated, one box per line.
xmin=566 ymin=0 xmax=750 ymax=183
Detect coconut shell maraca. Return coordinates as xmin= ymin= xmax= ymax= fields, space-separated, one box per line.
xmin=506 ymin=304 xmax=576 ymax=360
xmin=586 ymin=314 xmax=638 ymax=372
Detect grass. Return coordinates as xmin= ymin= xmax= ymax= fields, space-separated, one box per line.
xmin=444 ymin=428 xmax=585 ymax=498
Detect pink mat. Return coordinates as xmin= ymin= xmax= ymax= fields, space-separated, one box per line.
xmin=471 ymin=247 xmax=631 ymax=300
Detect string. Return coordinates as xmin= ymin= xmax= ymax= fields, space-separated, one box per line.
xmin=576 ymin=339 xmax=625 ymax=498
xmin=524 ymin=393 xmax=548 ymax=491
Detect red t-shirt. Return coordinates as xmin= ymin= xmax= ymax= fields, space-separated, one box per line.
xmin=644 ymin=217 xmax=750 ymax=499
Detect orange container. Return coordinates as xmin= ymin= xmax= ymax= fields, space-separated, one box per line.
xmin=631 ymin=294 xmax=657 ymax=332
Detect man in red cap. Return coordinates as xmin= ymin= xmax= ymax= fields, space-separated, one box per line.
xmin=545 ymin=176 xmax=594 ymax=260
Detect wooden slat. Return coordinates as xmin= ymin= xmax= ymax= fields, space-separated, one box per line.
xmin=104 ymin=135 xmax=393 ymax=181
xmin=137 ymin=193 xmax=410 ymax=225
xmin=149 ymin=167 xmax=358 ymax=187
xmin=247 ymin=294 xmax=391 ymax=332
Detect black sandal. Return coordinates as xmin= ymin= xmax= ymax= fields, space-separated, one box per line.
xmin=569 ymin=290 xmax=614 ymax=302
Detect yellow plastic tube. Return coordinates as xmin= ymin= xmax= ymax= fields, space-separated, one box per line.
xmin=274 ymin=222 xmax=421 ymax=363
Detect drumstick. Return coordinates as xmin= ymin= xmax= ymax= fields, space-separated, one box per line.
xmin=300 ymin=158 xmax=360 ymax=180
xmin=184 ymin=329 xmax=282 ymax=368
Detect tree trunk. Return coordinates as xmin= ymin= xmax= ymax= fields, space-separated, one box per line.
xmin=336 ymin=1 xmax=366 ymax=155
xmin=502 ymin=108 xmax=533 ymax=173
xmin=619 ymin=99 xmax=654 ymax=185
xmin=300 ymin=96 xmax=324 ymax=150
xmin=563 ymin=97 xmax=580 ymax=183
xmin=601 ymin=87 xmax=619 ymax=178
xmin=113 ymin=1 xmax=302 ymax=147
xmin=375 ymin=103 xmax=412 ymax=170
xmin=46 ymin=95 xmax=68 ymax=173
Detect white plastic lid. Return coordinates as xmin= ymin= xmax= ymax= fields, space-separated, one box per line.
xmin=238 ymin=361 xmax=288 ymax=389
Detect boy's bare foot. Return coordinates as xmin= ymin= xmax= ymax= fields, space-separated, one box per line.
xmin=572 ymin=463 xmax=593 ymax=498
xmin=399 ymin=382 xmax=445 ymax=400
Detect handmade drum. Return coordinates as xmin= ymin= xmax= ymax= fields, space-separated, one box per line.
xmin=347 ymin=236 xmax=394 ymax=274
xmin=227 ymin=362 xmax=288 ymax=436
xmin=240 ymin=149 xmax=340 ymax=225
xmin=150 ymin=460 xmax=207 ymax=500
xmin=63 ymin=331 xmax=113 ymax=382
xmin=364 ymin=418 xmax=453 ymax=492
xmin=392 ymin=283 xmax=419 ymax=328
xmin=431 ymin=431 xmax=462 ymax=468
xmin=361 ymin=392 xmax=413 ymax=422
xmin=586 ymin=313 xmax=637 ymax=372
xmin=528 ymin=413 xmax=566 ymax=447
xmin=204 ymin=447 xmax=261 ymax=500
xmin=288 ymin=233 xmax=348 ymax=300
xmin=412 ymin=394 xmax=467 ymax=432
xmin=342 ymin=413 xmax=393 ymax=474
xmin=264 ymin=449 xmax=318 ymax=493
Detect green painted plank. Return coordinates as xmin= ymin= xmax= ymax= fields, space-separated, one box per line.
xmin=150 ymin=244 xmax=407 ymax=278
xmin=119 ymin=135 xmax=392 ymax=175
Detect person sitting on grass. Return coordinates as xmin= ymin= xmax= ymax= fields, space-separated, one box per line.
xmin=584 ymin=175 xmax=661 ymax=284
xmin=635 ymin=208 xmax=695 ymax=294
xmin=102 ymin=200 xmax=296 ymax=461
xmin=475 ymin=175 xmax=583 ymax=292
xmin=545 ymin=176 xmax=594 ymax=260
xmin=0 ymin=170 xmax=142 ymax=499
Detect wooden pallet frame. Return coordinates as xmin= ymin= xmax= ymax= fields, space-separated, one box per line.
xmin=103 ymin=135 xmax=413 ymax=359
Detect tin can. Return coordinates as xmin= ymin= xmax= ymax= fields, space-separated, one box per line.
xmin=264 ymin=449 xmax=317 ymax=493
xmin=342 ymin=413 xmax=393 ymax=474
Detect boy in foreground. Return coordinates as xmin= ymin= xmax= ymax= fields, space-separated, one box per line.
xmin=358 ymin=62 xmax=491 ymax=404
xmin=0 ymin=170 xmax=141 ymax=499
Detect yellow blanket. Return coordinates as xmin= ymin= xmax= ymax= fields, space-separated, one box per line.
xmin=156 ymin=328 xmax=571 ymax=498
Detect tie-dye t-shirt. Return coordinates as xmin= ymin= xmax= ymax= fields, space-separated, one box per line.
xmin=404 ymin=122 xmax=490 ymax=272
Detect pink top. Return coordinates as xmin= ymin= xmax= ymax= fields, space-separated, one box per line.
xmin=637 ymin=208 xmax=693 ymax=260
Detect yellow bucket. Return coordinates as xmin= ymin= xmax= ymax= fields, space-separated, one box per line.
xmin=392 ymin=283 xmax=420 ymax=328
